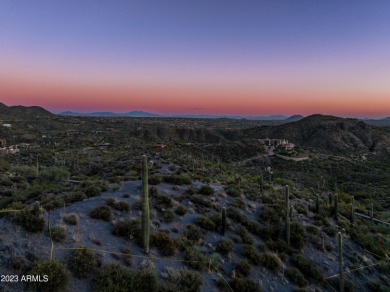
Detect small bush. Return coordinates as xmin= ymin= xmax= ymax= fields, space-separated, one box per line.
xmin=235 ymin=259 xmax=251 ymax=277
xmin=162 ymin=210 xmax=176 ymax=223
xmin=90 ymin=206 xmax=111 ymax=221
xmin=94 ymin=263 xmax=157 ymax=292
xmin=69 ymin=248 xmax=100 ymax=278
xmin=50 ymin=225 xmax=67 ymax=242
xmin=195 ymin=216 xmax=216 ymax=231
xmin=198 ymin=185 xmax=214 ymax=196
xmin=306 ymin=225 xmax=320 ymax=235
xmin=29 ymin=260 xmax=69 ymax=292
xmin=63 ymin=213 xmax=79 ymax=225
xmin=265 ymin=239 xmax=289 ymax=254
xmin=237 ymin=225 xmax=254 ymax=245
xmin=15 ymin=208 xmax=45 ymax=233
xmin=259 ymin=253 xmax=283 ymax=273
xmin=229 ymin=278 xmax=262 ymax=292
xmin=184 ymin=248 xmax=207 ymax=270
xmin=177 ymin=270 xmax=203 ymax=292
xmin=185 ymin=225 xmax=202 ymax=241
xmin=291 ymin=254 xmax=323 ymax=281
xmin=217 ymin=240 xmax=234 ymax=254
xmin=324 ymin=226 xmax=337 ymax=237
xmin=286 ymin=267 xmax=308 ymax=287
xmin=151 ymin=232 xmax=177 ymax=256
xmin=175 ymin=205 xmax=187 ymax=216
xmin=242 ymin=244 xmax=261 ymax=265
xmin=112 ymin=219 xmax=141 ymax=242
xmin=112 ymin=201 xmax=130 ymax=212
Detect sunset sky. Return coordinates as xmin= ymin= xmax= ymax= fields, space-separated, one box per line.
xmin=1 ymin=1 xmax=390 ymax=118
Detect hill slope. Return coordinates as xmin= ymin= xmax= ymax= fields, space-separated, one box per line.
xmin=0 ymin=103 xmax=53 ymax=117
xmin=244 ymin=114 xmax=390 ymax=153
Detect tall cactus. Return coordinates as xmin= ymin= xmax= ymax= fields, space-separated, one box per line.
xmin=259 ymin=174 xmax=263 ymax=194
xmin=316 ymin=194 xmax=320 ymax=213
xmin=33 ymin=201 xmax=41 ymax=217
xmin=350 ymin=196 xmax=355 ymax=224
xmin=329 ymin=193 xmax=333 ymax=206
xmin=285 ymin=185 xmax=290 ymax=246
xmin=221 ymin=207 xmax=227 ymax=236
xmin=338 ymin=232 xmax=344 ymax=292
xmin=141 ymin=155 xmax=150 ymax=255
xmin=334 ymin=194 xmax=338 ymax=220
xmin=370 ymin=203 xmax=373 ymax=222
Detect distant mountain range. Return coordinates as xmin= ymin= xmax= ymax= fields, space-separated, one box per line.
xmin=59 ymin=111 xmax=302 ymax=121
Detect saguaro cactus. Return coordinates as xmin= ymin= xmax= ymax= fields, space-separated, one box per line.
xmin=33 ymin=201 xmax=41 ymax=217
xmin=221 ymin=207 xmax=227 ymax=236
xmin=141 ymin=155 xmax=150 ymax=255
xmin=338 ymin=232 xmax=344 ymax=292
xmin=334 ymin=194 xmax=338 ymax=220
xmin=370 ymin=203 xmax=373 ymax=222
xmin=285 ymin=185 xmax=290 ymax=246
xmin=350 ymin=196 xmax=355 ymax=224
xmin=329 ymin=193 xmax=333 ymax=206
xmin=316 ymin=194 xmax=320 ymax=213
xmin=259 ymin=174 xmax=263 ymax=194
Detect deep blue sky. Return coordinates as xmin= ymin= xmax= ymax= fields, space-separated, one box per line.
xmin=1 ymin=1 xmax=390 ymax=117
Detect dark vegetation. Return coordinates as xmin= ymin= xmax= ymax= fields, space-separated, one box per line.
xmin=0 ymin=111 xmax=389 ymax=291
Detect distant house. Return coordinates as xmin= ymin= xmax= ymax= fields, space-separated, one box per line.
xmin=2 ymin=124 xmax=11 ymax=128
xmin=0 ymin=145 xmax=19 ymax=155
xmin=0 ymin=138 xmax=6 ymax=147
xmin=154 ymin=144 xmax=166 ymax=148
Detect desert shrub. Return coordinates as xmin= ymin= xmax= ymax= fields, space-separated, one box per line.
xmin=247 ymin=221 xmax=261 ymax=235
xmin=265 ymin=239 xmax=289 ymax=254
xmin=291 ymin=254 xmax=323 ymax=281
xmin=64 ymin=192 xmax=87 ymax=204
xmin=184 ymin=248 xmax=207 ymax=270
xmin=112 ymin=201 xmax=130 ymax=212
xmin=224 ymin=184 xmax=241 ymax=197
xmin=227 ymin=207 xmax=249 ymax=226
xmin=184 ymin=225 xmax=202 ymax=241
xmin=259 ymin=253 xmax=283 ymax=273
xmin=94 ymin=264 xmax=157 ymax=292
xmin=185 ymin=187 xmax=196 ymax=196
xmin=237 ymin=225 xmax=254 ymax=245
xmin=229 ymin=277 xmax=262 ymax=292
xmin=175 ymin=205 xmax=187 ymax=216
xmin=163 ymin=174 xmax=192 ymax=185
xmin=241 ymin=244 xmax=261 ymax=265
xmin=311 ymin=235 xmax=325 ymax=251
xmin=190 ymin=195 xmax=212 ymax=207
xmin=198 ymin=185 xmax=214 ymax=196
xmin=324 ymin=226 xmax=337 ymax=237
xmin=149 ymin=175 xmax=162 ymax=185
xmin=176 ymin=270 xmax=203 ymax=292
xmin=195 ymin=216 xmax=216 ymax=231
xmin=90 ymin=206 xmax=111 ymax=221
xmin=69 ymin=248 xmax=100 ymax=278
xmin=50 ymin=225 xmax=67 ymax=242
xmin=235 ymin=259 xmax=251 ymax=277
xmin=153 ymin=194 xmax=173 ymax=209
xmin=261 ymin=204 xmax=284 ymax=223
xmin=14 ymin=208 xmax=45 ymax=233
xmin=106 ymin=197 xmax=116 ymax=205
xmin=38 ymin=167 xmax=70 ymax=182
xmin=84 ymin=185 xmax=101 ymax=198
xmin=63 ymin=213 xmax=79 ymax=225
xmin=112 ymin=219 xmax=141 ymax=242
xmin=286 ymin=267 xmax=308 ymax=287
xmin=216 ymin=240 xmax=234 ymax=254
xmin=29 ymin=260 xmax=69 ymax=292
xmin=151 ymin=232 xmax=176 ymax=256
xmin=306 ymin=225 xmax=320 ymax=235
xmin=290 ymin=222 xmax=306 ymax=249
xmin=162 ymin=210 xmax=176 ymax=223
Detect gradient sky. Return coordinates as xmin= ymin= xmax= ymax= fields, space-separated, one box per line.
xmin=1 ymin=1 xmax=390 ymax=117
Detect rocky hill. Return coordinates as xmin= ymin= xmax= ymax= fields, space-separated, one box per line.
xmin=244 ymin=114 xmax=390 ymax=154
xmin=0 ymin=102 xmax=53 ymax=118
